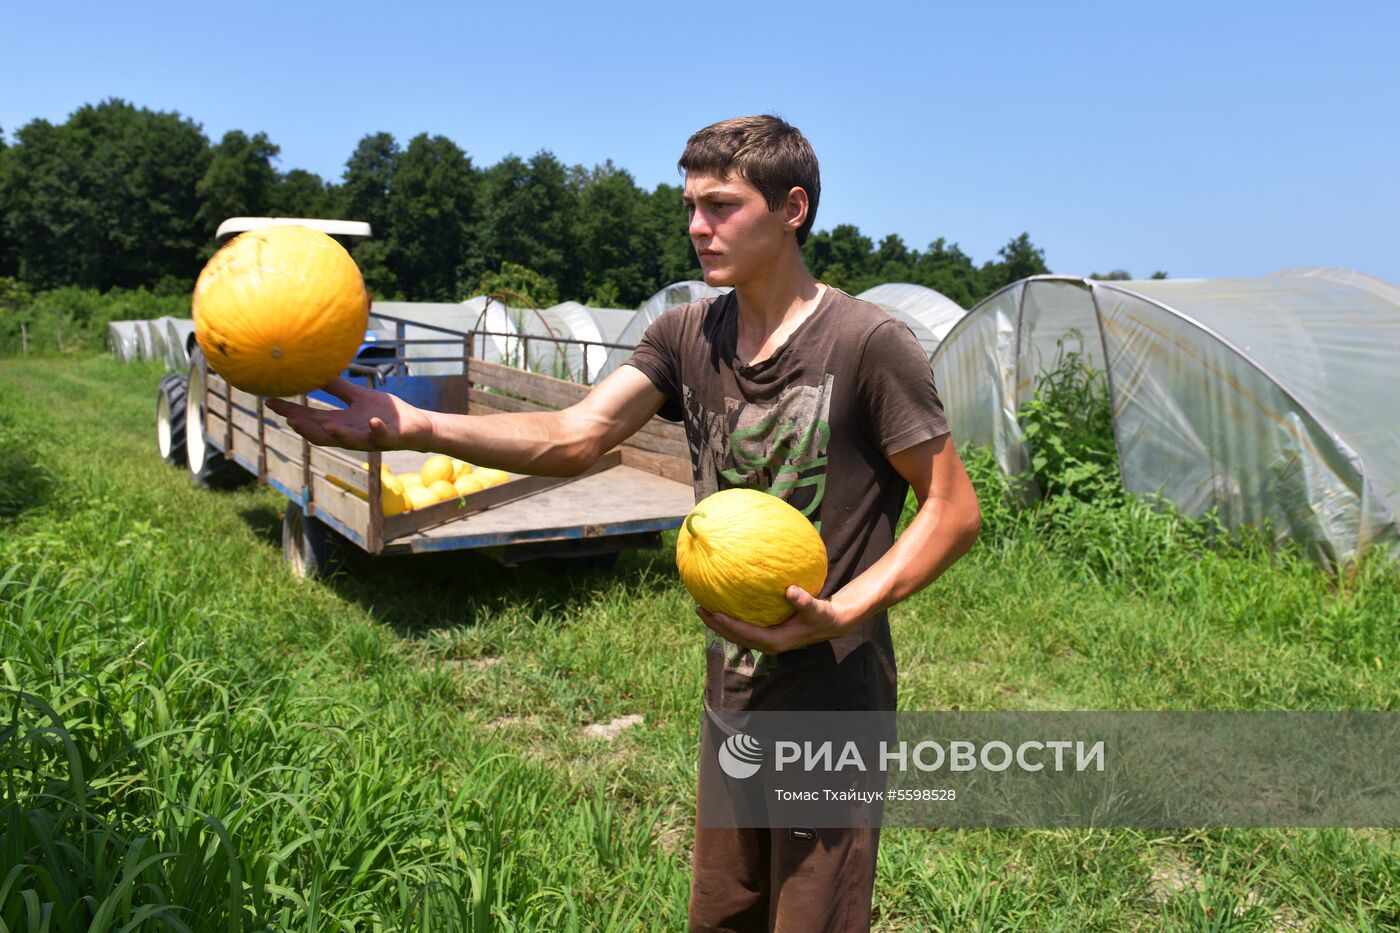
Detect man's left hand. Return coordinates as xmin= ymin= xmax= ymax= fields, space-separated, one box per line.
xmin=696 ymin=586 xmax=853 ymax=654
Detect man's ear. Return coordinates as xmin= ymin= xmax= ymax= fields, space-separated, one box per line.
xmin=784 ymin=186 xmax=809 ymax=234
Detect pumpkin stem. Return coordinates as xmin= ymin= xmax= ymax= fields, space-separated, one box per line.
xmin=684 ymin=510 xmax=704 ymax=541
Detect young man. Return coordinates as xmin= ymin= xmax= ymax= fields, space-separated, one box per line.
xmin=269 ymin=115 xmax=980 ymax=931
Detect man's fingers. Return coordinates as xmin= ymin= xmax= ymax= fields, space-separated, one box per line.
xmin=285 ymin=415 xmax=340 ymax=447
xmin=266 ymin=397 xmax=318 ymax=421
xmin=319 ymin=376 xmax=367 ymax=404
xmin=786 ymin=585 xmax=813 ymax=609
xmin=697 ymin=606 xmax=783 ymax=653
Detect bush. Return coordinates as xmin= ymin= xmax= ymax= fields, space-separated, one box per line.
xmin=0 ymin=278 xmax=191 ymax=356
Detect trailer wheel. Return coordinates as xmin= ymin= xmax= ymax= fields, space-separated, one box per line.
xmin=282 ymin=503 xmax=356 ymax=579
xmin=186 ymin=347 xmax=250 ymax=489
xmin=156 ymin=373 xmax=188 ymax=467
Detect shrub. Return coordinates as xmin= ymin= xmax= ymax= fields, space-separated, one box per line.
xmin=0 ymin=278 xmax=191 ymax=356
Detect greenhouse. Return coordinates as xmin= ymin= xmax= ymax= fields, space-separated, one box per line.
xmin=516 ymin=301 xmax=635 ymax=383
xmin=931 ymin=268 xmax=1400 ymax=565
xmin=106 ymin=321 xmax=144 ymax=361
xmin=855 ymin=283 xmax=966 ymax=358
xmin=596 ymin=281 xmax=728 ymax=381
xmin=370 ymin=297 xmax=524 ymax=375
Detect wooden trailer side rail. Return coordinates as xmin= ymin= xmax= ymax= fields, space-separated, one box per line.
xmin=201 ymin=342 xmax=693 ymax=556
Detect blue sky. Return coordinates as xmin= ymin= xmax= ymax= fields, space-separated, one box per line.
xmin=5 ymin=1 xmax=1398 ymax=283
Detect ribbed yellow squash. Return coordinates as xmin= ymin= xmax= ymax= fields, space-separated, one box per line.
xmin=192 ymin=225 xmax=369 ymax=397
xmin=676 ymin=488 xmax=827 ymax=627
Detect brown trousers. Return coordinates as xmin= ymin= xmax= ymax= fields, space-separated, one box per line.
xmin=688 ymin=716 xmax=882 ymax=932
xmin=688 ymin=824 xmax=881 ymax=932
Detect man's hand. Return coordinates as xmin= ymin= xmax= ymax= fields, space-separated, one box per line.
xmin=696 ymin=585 xmax=853 ymax=654
xmin=265 ymin=377 xmax=432 ymax=452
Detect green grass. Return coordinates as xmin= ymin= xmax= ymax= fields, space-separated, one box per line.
xmin=1 ymin=354 xmax=1397 ymax=930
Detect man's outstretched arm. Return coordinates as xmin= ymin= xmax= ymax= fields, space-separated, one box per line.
xmin=265 ymin=365 xmax=668 ymax=477
xmin=698 ymin=433 xmax=981 ymax=653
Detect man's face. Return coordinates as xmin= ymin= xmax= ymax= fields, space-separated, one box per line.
xmin=683 ymin=171 xmax=796 ymax=287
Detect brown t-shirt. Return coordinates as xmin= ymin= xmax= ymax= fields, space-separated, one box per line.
xmin=626 ymin=286 xmax=949 ymax=713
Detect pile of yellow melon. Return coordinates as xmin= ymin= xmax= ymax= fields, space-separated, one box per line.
xmin=386 ymin=454 xmax=511 ymax=515
xmin=333 ymin=454 xmax=513 ymax=517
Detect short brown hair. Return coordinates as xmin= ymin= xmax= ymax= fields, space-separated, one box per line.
xmin=678 ymin=115 xmax=821 ymax=245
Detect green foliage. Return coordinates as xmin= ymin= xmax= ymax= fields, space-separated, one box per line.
xmin=586 ymin=281 xmax=621 ymax=308
xmin=0 ymin=99 xmax=208 ymax=290
xmin=1018 ymin=336 xmax=1118 ymax=501
xmin=574 ymin=161 xmax=656 ymax=307
xmin=474 ymin=261 xmax=559 ymax=308
xmin=0 ymin=278 xmax=190 ymax=355
xmin=805 ymin=228 xmax=1053 ymax=306
xmin=383 ymin=134 xmax=481 ymax=301
xmin=0 ymin=357 xmax=692 ymax=929
xmin=1 ymin=99 xmax=1151 ymax=310
xmin=270 ymin=167 xmax=338 ymax=218
xmin=195 ymin=129 xmax=280 ymax=251
xmin=479 ymin=151 xmax=579 ymax=297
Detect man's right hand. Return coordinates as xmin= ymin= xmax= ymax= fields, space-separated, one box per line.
xmin=265 ymin=377 xmax=432 ymax=452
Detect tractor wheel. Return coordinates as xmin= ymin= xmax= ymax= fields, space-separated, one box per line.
xmin=186 ymin=347 xmax=251 ymax=489
xmin=156 ymin=373 xmax=188 ymax=467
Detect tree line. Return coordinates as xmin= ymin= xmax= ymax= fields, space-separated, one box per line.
xmin=0 ymin=98 xmax=1115 ymax=310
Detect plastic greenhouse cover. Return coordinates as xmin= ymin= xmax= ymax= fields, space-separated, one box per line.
xmin=855 ymin=283 xmax=966 ymax=358
xmin=107 ymin=321 xmax=143 ymax=361
xmin=596 ymin=281 xmax=729 ymax=381
xmin=932 ymin=270 xmax=1400 ymax=564
xmin=517 ymin=302 xmax=634 ymax=383
xmin=371 ymin=299 xmax=520 ymax=375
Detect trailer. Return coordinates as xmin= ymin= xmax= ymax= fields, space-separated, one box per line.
xmin=164 ymin=313 xmax=695 ymax=577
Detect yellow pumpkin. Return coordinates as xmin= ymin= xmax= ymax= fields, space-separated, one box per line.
xmin=676 ymin=488 xmax=827 ymax=627
xmin=192 ymin=225 xmax=369 ymax=397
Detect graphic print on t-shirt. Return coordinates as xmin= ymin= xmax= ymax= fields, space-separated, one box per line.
xmin=683 ymin=374 xmax=834 ymax=526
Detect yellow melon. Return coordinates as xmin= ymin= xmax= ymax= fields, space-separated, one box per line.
xmin=427 ymin=479 xmax=459 ymax=503
xmin=381 ymin=474 xmax=408 ymax=517
xmin=453 ymin=474 xmax=485 ymax=496
xmin=676 ymin=488 xmax=827 ymax=627
xmin=421 ymin=454 xmax=455 ymax=486
xmin=192 ymin=225 xmax=369 ymax=397
xmin=405 ymin=485 xmax=437 ymax=511
xmin=400 ymin=473 xmax=423 ymax=488
xmin=474 ymin=467 xmax=510 ymax=488
xmin=451 ymin=458 xmax=474 ymax=480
